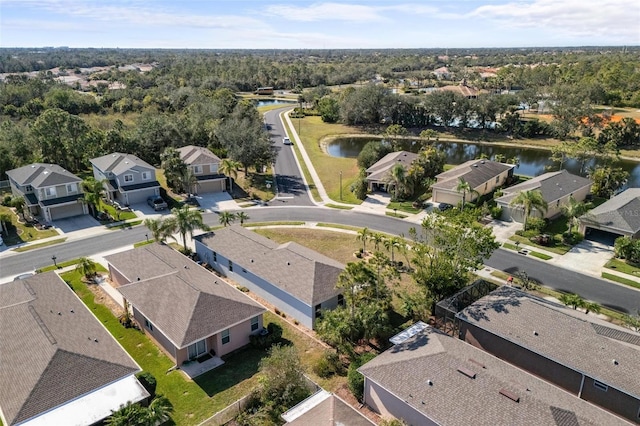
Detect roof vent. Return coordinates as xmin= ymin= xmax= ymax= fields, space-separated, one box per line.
xmin=468 ymin=358 xmax=486 ymax=369
xmin=287 ymin=261 xmax=290 ymax=265
xmin=473 ymin=164 xmax=478 ymax=167
xmin=613 ymin=359 xmax=619 ymax=365
xmin=499 ymin=388 xmax=520 ymax=403
xmin=481 ymin=160 xmax=485 ymax=164
xmin=251 ymin=259 xmax=254 ymax=263
xmin=457 ymin=366 xmax=476 ymax=379
xmin=94 ymin=338 xmax=99 ymax=343
xmin=427 ymin=380 xmax=433 ymax=386
xmin=57 ymin=312 xmax=61 ymax=315
xmin=70 ymin=309 xmax=74 ymax=313
xmin=184 ymin=265 xmax=188 ymax=269
xmin=533 ymin=330 xmax=538 ymax=336
xmin=137 ymin=277 xmax=140 ymax=281
xmin=31 ymin=165 xmax=36 ymax=168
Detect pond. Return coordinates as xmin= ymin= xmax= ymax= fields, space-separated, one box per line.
xmin=327 ymin=137 xmax=640 ymax=187
xmin=254 ymin=99 xmax=296 ymax=108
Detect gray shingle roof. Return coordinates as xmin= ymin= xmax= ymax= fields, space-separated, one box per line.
xmin=495 ymin=170 xmax=592 ymax=205
xmin=6 ymin=163 xmax=81 ymax=188
xmin=457 ymin=286 xmax=640 ymax=400
xmin=365 ymin=151 xmax=418 ymax=182
xmin=579 ymin=188 xmax=640 ymax=235
xmin=358 ymin=326 xmax=628 ymax=426
xmin=286 ymin=394 xmax=374 ymax=426
xmin=109 ymin=243 xmax=265 ymax=348
xmin=196 ymin=226 xmax=345 ymax=305
xmin=90 ymin=152 xmax=156 ymax=175
xmin=177 ymin=145 xmax=221 ymax=166
xmin=0 ymin=272 xmax=140 ymax=426
xmin=432 ymin=159 xmax=514 ymax=190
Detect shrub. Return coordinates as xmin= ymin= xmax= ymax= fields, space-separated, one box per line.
xmin=2 ymin=195 xmax=12 ymax=206
xmin=516 ymin=229 xmax=538 ymax=238
xmin=348 ymin=352 xmax=377 ymax=401
xmin=118 ymin=313 xmax=133 ymax=328
xmin=136 ymin=371 xmax=157 ymax=399
xmin=274 ymin=308 xmax=281 ymax=315
xmin=525 ymin=217 xmax=546 ymax=232
xmin=313 ymin=351 xmax=343 ymax=378
xmin=563 ymin=231 xmax=583 ymax=245
xmin=249 ymin=322 xmax=283 ymax=349
xmin=490 ymin=206 xmax=502 ymax=219
xmin=237 ymin=286 xmax=250 ymax=293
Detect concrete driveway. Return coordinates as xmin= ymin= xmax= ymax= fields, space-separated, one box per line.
xmin=353 ymin=192 xmax=391 ymax=214
xmin=550 ymin=239 xmax=613 ymax=275
xmin=193 ymin=192 xmax=236 ymax=212
xmin=487 ymin=219 xmax=522 ymax=243
xmin=52 ymin=215 xmax=100 ymax=234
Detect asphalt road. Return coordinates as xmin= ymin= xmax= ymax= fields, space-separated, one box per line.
xmin=264 ymin=107 xmax=313 ymax=206
xmin=2 ymin=207 xmax=639 ymax=314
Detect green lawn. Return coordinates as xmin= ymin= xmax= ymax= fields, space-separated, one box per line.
xmin=36 ymin=258 xmax=82 ymax=272
xmin=605 ymin=258 xmax=640 ymax=276
xmin=602 ymin=272 xmax=640 ymax=290
xmin=0 ymin=205 xmax=59 ymax=245
xmin=325 ymin=203 xmax=354 ymax=210
xmin=100 ymin=203 xmax=137 ymax=221
xmin=502 ymin=242 xmax=552 ymax=260
xmin=387 ymin=200 xmax=421 ymax=214
xmin=385 ymin=211 xmax=408 ymax=219
xmin=509 ymin=235 xmax=571 ymax=255
xmin=13 ymin=238 xmax=67 ymax=252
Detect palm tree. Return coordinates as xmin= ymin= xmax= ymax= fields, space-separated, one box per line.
xmin=383 ymin=163 xmax=409 ymax=201
xmin=560 ymin=195 xmax=588 ymax=236
xmin=75 ymin=257 xmax=97 ymax=279
xmin=165 ymin=205 xmax=210 ymax=251
xmin=455 ymin=178 xmax=479 ymax=210
xmin=145 ymin=395 xmax=173 ymax=425
xmin=509 ymin=189 xmax=548 ymax=230
xmin=218 ymin=211 xmax=236 ymax=227
xmin=236 ymin=211 xmax=249 ymax=225
xmin=105 ymin=394 xmax=172 ymax=426
xmin=219 ymin=158 xmax=241 ymax=192
xmin=81 ymin=177 xmax=106 ymax=218
xmin=105 ymin=402 xmax=144 ymax=426
xmin=181 ymin=168 xmax=199 ymax=195
xmin=144 ymin=218 xmax=173 ymax=243
xmin=11 ymin=196 xmax=27 ymax=220
xmin=584 ymin=301 xmax=601 ymax=315
xmin=384 ymin=236 xmax=401 ymax=264
xmin=0 ymin=212 xmax=11 ymax=234
xmin=370 ymin=232 xmax=385 ymax=252
xmin=356 ymin=227 xmax=369 ymax=253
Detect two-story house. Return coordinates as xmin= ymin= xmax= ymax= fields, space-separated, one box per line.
xmin=6 ymin=163 xmax=87 ymax=222
xmin=90 ymin=153 xmax=161 ymax=206
xmin=177 ymin=145 xmax=226 ymax=193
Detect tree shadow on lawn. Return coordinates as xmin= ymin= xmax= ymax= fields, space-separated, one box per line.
xmin=193 ymin=338 xmax=294 ymax=397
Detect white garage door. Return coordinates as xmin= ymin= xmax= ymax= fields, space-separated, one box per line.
xmin=50 ymin=203 xmax=85 ymax=220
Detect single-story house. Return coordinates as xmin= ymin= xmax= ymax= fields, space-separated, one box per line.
xmin=495 ymin=170 xmax=592 ymax=222
xmin=194 ymin=226 xmax=345 ymax=330
xmin=177 ymin=145 xmax=226 ymax=193
xmin=0 ymin=272 xmax=147 ymax=426
xmin=358 ymin=322 xmax=629 ymax=426
xmin=282 ymin=390 xmax=374 ymax=425
xmin=90 ymin=153 xmax=161 ymax=206
xmin=365 ymin=151 xmax=418 ymax=192
xmin=105 ymin=243 xmax=266 ymax=367
xmin=578 ymin=188 xmax=640 ymax=242
xmin=457 ymin=286 xmax=640 ymax=424
xmin=431 ymin=159 xmax=514 ymax=205
xmin=6 ymin=163 xmax=88 ymax=222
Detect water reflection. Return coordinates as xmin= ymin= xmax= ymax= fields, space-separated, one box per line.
xmin=327 ymin=137 xmax=640 ymax=187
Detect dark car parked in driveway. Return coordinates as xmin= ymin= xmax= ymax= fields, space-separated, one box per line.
xmin=147 ymin=195 xmax=168 ymax=211
xmin=438 ymin=203 xmax=453 ymax=211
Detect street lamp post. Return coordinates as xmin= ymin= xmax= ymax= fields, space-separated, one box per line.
xmin=51 ymin=255 xmax=58 ymax=269
xmin=145 ymin=233 xmax=149 ymax=242
xmin=340 ymin=171 xmax=343 ymax=201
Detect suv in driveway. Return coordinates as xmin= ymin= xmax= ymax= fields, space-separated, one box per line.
xmin=147 ymin=195 xmax=168 ymax=211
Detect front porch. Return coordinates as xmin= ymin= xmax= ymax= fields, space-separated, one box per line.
xmin=180 ymin=354 xmax=225 ymax=379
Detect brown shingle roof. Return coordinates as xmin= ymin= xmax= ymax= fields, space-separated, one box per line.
xmin=110 ymin=243 xmax=265 ymax=348
xmin=495 ymin=170 xmax=592 ymax=205
xmin=358 ymin=326 xmax=628 ymax=426
xmin=457 ymin=286 xmax=640 ymax=400
xmin=196 ymin=226 xmax=344 ymax=305
xmin=0 ymin=272 xmax=139 ymax=426
xmin=432 ymin=159 xmax=514 ymax=190
xmin=177 ymin=145 xmax=221 ymax=166
xmin=365 ymin=151 xmax=418 ymax=183
xmin=90 ymin=152 xmax=156 ymax=175
xmin=285 ymin=394 xmax=374 ymax=425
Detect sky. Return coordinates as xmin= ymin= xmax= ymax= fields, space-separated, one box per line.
xmin=1 ymin=0 xmax=639 ymax=49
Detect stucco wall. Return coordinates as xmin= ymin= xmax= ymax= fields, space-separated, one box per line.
xmin=580 ymin=377 xmax=640 ymax=424
xmin=132 ymin=306 xmax=177 ymax=363
xmin=109 ymin=265 xmax=130 ymax=287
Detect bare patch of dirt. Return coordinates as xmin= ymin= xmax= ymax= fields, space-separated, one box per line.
xmin=335 ymin=384 xmax=382 ymax=424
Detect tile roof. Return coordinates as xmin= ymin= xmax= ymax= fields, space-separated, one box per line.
xmin=196 ymin=226 xmax=344 ymax=305
xmin=108 ymin=243 xmax=265 ymax=348
xmin=6 ymin=163 xmax=81 ymax=188
xmin=457 ymin=286 xmax=640 ymax=400
xmin=495 ymin=170 xmax=592 ymax=205
xmin=365 ymin=151 xmax=418 ymax=183
xmin=579 ymin=188 xmax=640 ymax=235
xmin=358 ymin=325 xmax=628 ymax=426
xmin=177 ymin=145 xmax=221 ymax=166
xmin=90 ymin=152 xmax=156 ymax=176
xmin=432 ymin=159 xmax=514 ymax=190
xmin=0 ymin=272 xmax=139 ymax=426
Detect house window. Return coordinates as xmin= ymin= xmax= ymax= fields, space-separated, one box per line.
xmin=141 ymin=171 xmax=150 ymax=180
xmin=315 ymin=304 xmax=322 ymax=319
xmin=222 ymin=329 xmax=230 ymax=344
xmin=124 ymin=174 xmax=133 ymax=182
xmin=211 ymin=163 xmax=219 ymax=173
xmin=228 ymin=260 xmax=233 ymax=272
xmin=495 ymin=176 xmax=500 ymax=183
xmin=337 ymin=294 xmax=344 ymax=306
xmin=25 ymin=185 xmax=33 ymax=192
xmin=66 ymin=183 xmax=77 ymax=194
xmin=213 ymin=251 xmax=217 ymax=262
xmin=144 ymin=318 xmax=154 ymax=331
xmin=45 ymin=187 xmax=57 ymax=197
xmin=556 ymin=200 xmax=560 ymax=207
xmin=593 ymin=381 xmax=608 ymax=392
xmin=188 ymin=339 xmax=206 ymax=359
xmin=194 ymin=165 xmax=203 ymax=174
xmin=251 ymin=316 xmax=259 ymax=331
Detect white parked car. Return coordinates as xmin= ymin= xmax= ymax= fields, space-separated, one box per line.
xmin=283 ymin=137 xmax=292 ymax=145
